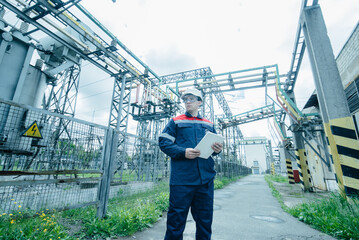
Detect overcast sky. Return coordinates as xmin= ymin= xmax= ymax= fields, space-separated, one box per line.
xmin=75 ymin=0 xmax=359 ymax=146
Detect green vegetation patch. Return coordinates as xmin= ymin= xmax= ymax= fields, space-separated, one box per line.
xmin=266 ymin=174 xmax=289 ymax=183
xmin=265 ymin=174 xmax=359 ymax=240
xmin=0 ymin=183 xmax=169 ymax=240
xmin=214 ymin=176 xmax=242 ymax=190
xmin=61 ymin=182 xmax=169 ymax=239
xmin=288 ymin=194 xmax=359 ymax=240
xmin=0 ymin=208 xmax=69 ymax=240
xmin=1 ymin=175 xmax=243 ymax=239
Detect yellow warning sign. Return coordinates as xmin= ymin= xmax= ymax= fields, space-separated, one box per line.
xmin=22 ymin=121 xmax=43 ymax=139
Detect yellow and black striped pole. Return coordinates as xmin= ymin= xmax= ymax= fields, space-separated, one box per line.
xmin=323 ymin=123 xmax=345 ymax=195
xmin=295 ymin=148 xmax=313 ymax=191
xmin=271 ymin=162 xmax=275 ymax=175
xmin=281 ymin=123 xmax=296 ymax=184
xmin=302 ymin=5 xmax=359 ymax=196
xmin=329 ymin=118 xmax=359 ymax=196
xmin=285 ymin=156 xmax=295 ymax=184
xmin=286 ymin=91 xmax=313 ymax=191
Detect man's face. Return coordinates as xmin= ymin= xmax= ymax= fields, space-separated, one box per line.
xmin=183 ymin=95 xmax=202 ymax=112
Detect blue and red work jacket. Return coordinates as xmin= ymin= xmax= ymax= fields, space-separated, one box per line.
xmin=159 ymin=112 xmax=219 ymax=185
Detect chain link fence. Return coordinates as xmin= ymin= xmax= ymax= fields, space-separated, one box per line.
xmin=0 ymin=98 xmax=249 ymax=217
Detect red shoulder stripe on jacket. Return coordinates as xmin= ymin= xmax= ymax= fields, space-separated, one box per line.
xmin=173 ymin=114 xmax=213 ymax=124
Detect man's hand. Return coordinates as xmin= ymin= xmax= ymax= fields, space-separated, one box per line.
xmin=185 ymin=148 xmax=201 ymax=159
xmin=211 ymin=142 xmax=223 ymax=153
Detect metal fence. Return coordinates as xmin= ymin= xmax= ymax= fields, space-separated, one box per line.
xmin=0 ymin=98 xmax=249 ymax=217
xmin=0 ymin=98 xmax=107 ymax=215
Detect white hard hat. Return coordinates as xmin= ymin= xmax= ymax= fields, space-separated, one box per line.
xmin=181 ymin=88 xmax=202 ymax=101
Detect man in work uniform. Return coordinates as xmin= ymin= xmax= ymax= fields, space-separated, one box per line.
xmin=159 ymin=88 xmax=223 ymax=240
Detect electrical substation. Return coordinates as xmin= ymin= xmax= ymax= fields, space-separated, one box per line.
xmin=0 ymin=0 xmax=358 ymax=220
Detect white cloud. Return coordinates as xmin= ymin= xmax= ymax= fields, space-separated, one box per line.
xmin=77 ymin=0 xmax=359 ymax=143
xmin=144 ymin=45 xmax=197 ymax=75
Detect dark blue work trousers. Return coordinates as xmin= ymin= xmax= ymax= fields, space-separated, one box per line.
xmin=164 ymin=180 xmax=214 ymax=240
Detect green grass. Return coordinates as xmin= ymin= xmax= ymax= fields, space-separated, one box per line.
xmin=0 ymin=182 xmax=169 ymax=240
xmin=265 ymin=174 xmax=359 ymax=240
xmin=264 ymin=175 xmax=288 ymax=210
xmin=0 ymin=175 xmax=242 ymax=239
xmin=0 ymin=209 xmax=70 ymax=240
xmin=287 ymin=194 xmax=359 ymax=240
xmin=214 ymin=175 xmax=242 ymax=190
xmin=266 ymin=174 xmax=289 ymax=183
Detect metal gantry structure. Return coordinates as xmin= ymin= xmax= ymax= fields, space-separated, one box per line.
xmin=0 ymin=0 xmax=358 ymax=220
xmin=239 ymin=138 xmax=274 ymax=174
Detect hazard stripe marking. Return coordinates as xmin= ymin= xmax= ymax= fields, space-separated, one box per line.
xmin=341 ymin=155 xmax=359 ymax=169
xmin=331 ymin=125 xmax=357 ymax=140
xmin=337 ymin=145 xmax=359 ymax=159
xmin=334 ymin=135 xmax=359 ymax=151
xmin=344 ymin=186 xmax=359 ymax=196
xmin=343 ymin=176 xmax=359 ymax=190
xmin=341 ymin=165 xmax=359 ymax=180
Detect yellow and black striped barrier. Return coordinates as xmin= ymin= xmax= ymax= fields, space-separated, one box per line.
xmin=328 ymin=117 xmax=359 ymax=196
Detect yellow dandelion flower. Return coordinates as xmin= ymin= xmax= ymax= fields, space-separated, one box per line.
xmin=9 ymin=214 xmax=13 ymax=216
xmin=2 ymin=213 xmax=6 ymax=215
xmin=10 ymin=220 xmax=15 ymax=224
xmin=43 ymin=229 xmax=47 ymax=232
xmin=18 ymin=205 xmax=21 ymax=208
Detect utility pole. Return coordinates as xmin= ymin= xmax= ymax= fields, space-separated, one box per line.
xmin=301 ymin=5 xmax=359 ymax=196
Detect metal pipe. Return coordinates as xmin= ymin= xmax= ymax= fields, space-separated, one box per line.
xmin=197 ymin=76 xmax=278 ymax=90
xmin=200 ymin=83 xmax=276 ymax=93
xmin=178 ymin=72 xmax=276 ymax=88
xmin=75 ymin=3 xmax=163 ymax=83
xmin=177 ymin=64 xmax=277 ymax=83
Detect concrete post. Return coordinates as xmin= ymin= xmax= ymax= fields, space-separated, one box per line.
xmin=97 ymin=128 xmax=118 ymax=218
xmin=301 ymin=5 xmax=359 ymax=196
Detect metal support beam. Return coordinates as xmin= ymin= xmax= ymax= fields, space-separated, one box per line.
xmin=109 ymin=74 xmax=133 ymax=179
xmin=302 ymin=127 xmax=331 ymax=169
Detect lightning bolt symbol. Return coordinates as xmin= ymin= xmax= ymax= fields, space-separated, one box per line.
xmin=31 ymin=125 xmax=37 ymax=135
